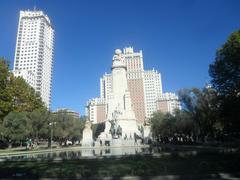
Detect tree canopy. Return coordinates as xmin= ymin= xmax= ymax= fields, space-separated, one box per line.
xmin=151 ymin=87 xmax=220 ymax=143
xmin=51 ymin=110 xmax=85 ymax=145
xmin=178 ymin=87 xmax=219 ymax=136
xmin=209 ymin=30 xmax=240 ymax=97
xmin=2 ymin=112 xmax=31 ymax=144
xmin=0 ymin=59 xmax=12 ymax=120
xmin=0 ymin=58 xmax=44 ymax=121
xmin=209 ymin=30 xmax=240 ymax=131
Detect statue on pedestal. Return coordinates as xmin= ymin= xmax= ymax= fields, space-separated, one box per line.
xmin=98 ymin=48 xmax=141 ymax=145
xmin=143 ymin=117 xmax=152 ymax=143
xmin=81 ymin=119 xmax=93 ymax=146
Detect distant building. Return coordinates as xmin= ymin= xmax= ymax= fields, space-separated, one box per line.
xmin=85 ymin=98 xmax=106 ymax=124
xmin=53 ymin=108 xmax=80 ymax=119
xmin=156 ymin=92 xmax=181 ymax=115
xmin=144 ymin=69 xmax=162 ymax=118
xmin=86 ymin=47 xmax=163 ymax=124
xmin=13 ymin=10 xmax=54 ymax=109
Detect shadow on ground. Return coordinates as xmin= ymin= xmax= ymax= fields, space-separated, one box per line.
xmin=0 ymin=148 xmax=240 ymax=179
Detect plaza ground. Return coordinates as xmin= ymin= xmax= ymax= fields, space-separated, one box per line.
xmin=0 ymin=145 xmax=240 ymax=179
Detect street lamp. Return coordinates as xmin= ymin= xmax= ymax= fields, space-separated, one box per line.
xmin=49 ymin=122 xmax=56 ymax=149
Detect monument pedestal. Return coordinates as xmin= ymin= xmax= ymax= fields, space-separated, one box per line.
xmin=117 ymin=118 xmax=140 ymax=138
xmin=111 ymin=138 xmax=136 ymax=147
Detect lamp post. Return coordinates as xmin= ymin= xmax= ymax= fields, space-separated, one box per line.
xmin=49 ymin=122 xmax=56 ymax=150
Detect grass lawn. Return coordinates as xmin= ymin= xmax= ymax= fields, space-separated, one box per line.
xmin=0 ymin=150 xmax=240 ymax=178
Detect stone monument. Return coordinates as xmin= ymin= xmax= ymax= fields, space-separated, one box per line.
xmin=143 ymin=118 xmax=152 ymax=143
xmin=98 ymin=49 xmax=140 ymax=146
xmin=81 ymin=119 xmax=93 ymax=146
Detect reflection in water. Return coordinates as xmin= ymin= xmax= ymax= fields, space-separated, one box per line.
xmin=2 ymin=146 xmax=149 ymax=161
xmin=1 ymin=145 xmax=229 ymax=161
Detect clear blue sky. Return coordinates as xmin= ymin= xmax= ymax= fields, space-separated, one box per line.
xmin=0 ymin=0 xmax=239 ymax=115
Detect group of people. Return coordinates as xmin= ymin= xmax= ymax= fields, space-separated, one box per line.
xmin=156 ymin=134 xmax=196 ymax=145
xmin=26 ymin=138 xmax=36 ymax=150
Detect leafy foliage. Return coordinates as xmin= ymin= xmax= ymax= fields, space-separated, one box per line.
xmin=209 ymin=30 xmax=240 ymax=97
xmin=2 ymin=112 xmax=31 ymax=143
xmin=52 ymin=111 xmax=85 ymax=145
xmin=92 ymin=122 xmax=105 ymax=139
xmin=0 ymin=59 xmax=12 ymax=121
xmin=174 ymin=109 xmax=194 ymax=135
xmin=209 ymin=30 xmax=240 ymax=131
xmin=8 ymin=77 xmax=44 ymax=112
xmin=0 ymin=58 xmax=44 ymax=121
xmin=151 ymin=87 xmax=219 ymax=141
xmin=178 ymin=87 xmax=219 ymax=136
xmin=27 ymin=108 xmax=50 ymax=141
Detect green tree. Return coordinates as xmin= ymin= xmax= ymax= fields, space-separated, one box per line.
xmin=174 ymin=109 xmax=194 ymax=135
xmin=8 ymin=77 xmax=44 ymax=112
xmin=150 ymin=111 xmax=175 ymax=139
xmin=0 ymin=58 xmax=44 ymax=121
xmin=0 ymin=58 xmax=12 ymax=121
xmin=52 ymin=111 xmax=70 ymax=145
xmin=52 ymin=111 xmax=85 ymax=146
xmin=150 ymin=111 xmax=164 ymax=139
xmin=92 ymin=122 xmax=105 ymax=139
xmin=71 ymin=118 xmax=85 ymax=141
xmin=2 ymin=112 xmax=31 ymax=146
xmin=209 ymin=30 xmax=240 ymax=131
xmin=27 ymin=108 xmax=50 ymax=143
xmin=178 ymin=87 xmax=219 ymax=139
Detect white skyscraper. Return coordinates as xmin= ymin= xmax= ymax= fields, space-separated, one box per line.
xmin=13 ymin=10 xmax=54 ymax=109
xmin=144 ymin=69 xmax=163 ymax=117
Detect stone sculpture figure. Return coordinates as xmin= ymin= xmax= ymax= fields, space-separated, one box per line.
xmin=81 ymin=119 xmax=93 ymax=146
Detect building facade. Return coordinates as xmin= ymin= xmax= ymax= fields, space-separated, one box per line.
xmin=87 ymin=47 xmax=163 ymax=124
xmin=124 ymin=47 xmax=146 ymax=124
xmin=156 ymin=92 xmax=181 ymax=115
xmin=144 ymin=69 xmax=163 ymax=117
xmin=85 ymin=98 xmax=106 ymax=124
xmin=53 ymin=108 xmax=80 ymax=119
xmin=13 ymin=10 xmax=54 ymax=109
